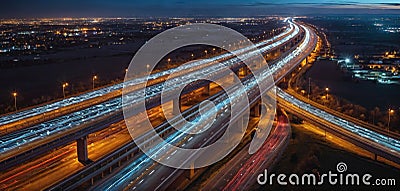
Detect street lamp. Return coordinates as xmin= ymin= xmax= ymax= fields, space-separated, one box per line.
xmin=12 ymin=92 xmax=17 ymax=111
xmin=146 ymin=64 xmax=150 ymax=73
xmin=92 ymin=75 xmax=97 ymax=90
xmin=388 ymin=109 xmax=395 ymax=130
xmin=204 ymin=50 xmax=208 ymax=56
xmin=62 ymin=83 xmax=68 ymax=99
xmin=167 ymin=58 xmax=171 ymax=65
xmin=325 ymin=87 xmax=329 ymax=100
xmin=308 ymin=77 xmax=311 ymax=101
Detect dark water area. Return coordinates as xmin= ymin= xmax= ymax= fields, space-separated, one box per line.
xmin=306 ymin=60 xmax=400 ymax=110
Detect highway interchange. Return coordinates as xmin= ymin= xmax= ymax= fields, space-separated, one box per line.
xmin=0 ymin=20 xmax=299 ymax=166
xmin=0 ymin=17 xmax=399 ymax=190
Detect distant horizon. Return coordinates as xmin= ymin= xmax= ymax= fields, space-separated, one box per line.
xmin=1 ymin=1 xmax=400 ymax=18
xmin=1 ymin=13 xmax=400 ymax=20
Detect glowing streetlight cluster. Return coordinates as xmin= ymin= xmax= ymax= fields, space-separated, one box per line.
xmin=388 ymin=109 xmax=395 ymax=131
xmin=12 ymin=92 xmax=17 ymax=111
xmin=325 ymin=87 xmax=329 ymax=100
xmin=62 ymin=83 xmax=69 ymax=99
xmin=92 ymin=75 xmax=98 ymax=90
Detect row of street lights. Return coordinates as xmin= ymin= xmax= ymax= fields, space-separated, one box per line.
xmin=63 ymin=75 xmax=99 ymax=98
xmin=323 ymin=87 xmax=396 ymax=131
xmin=305 ymin=79 xmax=396 ymax=133
xmin=10 ymin=75 xmax=99 ymax=111
xmin=323 ymin=87 xmax=396 ymax=132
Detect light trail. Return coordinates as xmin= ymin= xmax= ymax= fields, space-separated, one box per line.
xmin=277 ymin=88 xmax=400 ymax=154
xmin=0 ymin=21 xmax=294 ymax=127
xmin=0 ymin=20 xmax=300 ymax=154
xmin=94 ymin=19 xmax=312 ymax=190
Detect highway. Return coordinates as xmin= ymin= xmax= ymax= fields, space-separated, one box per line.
xmin=0 ymin=21 xmax=296 ymax=133
xmin=0 ymin=71 xmax=227 ymax=190
xmin=89 ymin=19 xmax=315 ymax=191
xmin=200 ymin=114 xmax=290 ymax=190
xmin=223 ymin=122 xmax=290 ymax=190
xmin=0 ymin=121 xmax=130 ymax=190
xmin=277 ymin=88 xmax=400 ymax=163
xmin=285 ymin=88 xmax=400 ymax=139
xmin=0 ymin=20 xmax=301 ymax=169
xmin=5 ymin=17 xmax=398 ymax=191
xmin=0 ymin=105 xmax=168 ymax=190
xmin=97 ymin=21 xmax=400 ymax=190
xmin=0 ymin=18 xmax=301 ymax=189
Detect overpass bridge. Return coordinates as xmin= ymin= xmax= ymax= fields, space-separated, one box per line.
xmin=1 ymin=18 xmax=399 ymax=191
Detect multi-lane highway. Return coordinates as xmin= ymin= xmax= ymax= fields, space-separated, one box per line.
xmin=200 ymin=115 xmax=290 ymax=190
xmin=0 ymin=21 xmax=295 ymax=133
xmin=285 ymin=87 xmax=400 ymax=139
xmin=0 ymin=105 xmax=167 ymax=190
xmin=277 ymin=88 xmax=400 ymax=163
xmin=0 ymin=69 xmax=229 ymax=190
xmin=0 ymin=20 xmax=301 ymax=170
xmin=223 ymin=122 xmax=290 ymax=190
xmin=90 ymin=19 xmax=315 ymax=191
xmin=1 ymin=17 xmax=398 ymax=191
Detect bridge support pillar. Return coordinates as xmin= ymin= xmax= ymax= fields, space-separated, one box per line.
xmin=242 ymin=67 xmax=248 ymax=77
xmin=233 ymin=70 xmax=241 ymax=83
xmin=275 ymin=49 xmax=281 ymax=57
xmin=237 ymin=116 xmax=245 ymax=133
xmin=77 ymin=136 xmax=90 ymax=165
xmin=235 ymin=67 xmax=248 ymax=79
xmin=256 ymin=60 xmax=262 ymax=69
xmin=251 ymin=103 xmax=261 ymax=117
xmin=225 ymin=116 xmax=244 ymax=144
xmin=202 ymin=84 xmax=210 ymax=96
xmin=186 ymin=162 xmax=195 ymax=180
xmin=236 ymin=69 xmax=241 ymax=79
xmin=173 ymin=98 xmax=181 ymax=115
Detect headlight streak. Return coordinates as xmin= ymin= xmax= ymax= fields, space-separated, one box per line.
xmin=0 ymin=23 xmax=294 ymax=127
xmin=277 ymin=88 xmax=400 ymax=154
xmin=96 ymin=21 xmax=318 ymax=190
xmin=0 ymin=21 xmax=299 ymax=153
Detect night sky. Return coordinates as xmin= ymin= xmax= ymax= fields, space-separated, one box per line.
xmin=0 ymin=0 xmax=399 ymax=18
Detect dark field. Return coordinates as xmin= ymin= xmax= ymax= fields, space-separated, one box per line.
xmin=306 ymin=60 xmax=400 ymax=110
xmin=304 ymin=15 xmax=400 ymax=57
xmin=256 ymin=124 xmax=400 ymax=191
